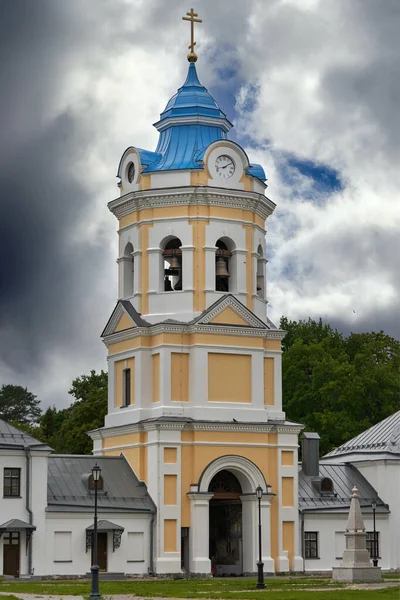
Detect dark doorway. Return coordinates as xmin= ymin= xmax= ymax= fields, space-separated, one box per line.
xmin=208 ymin=470 xmax=243 ymax=576
xmin=3 ymin=531 xmax=20 ymax=577
xmin=92 ymin=532 xmax=108 ymax=572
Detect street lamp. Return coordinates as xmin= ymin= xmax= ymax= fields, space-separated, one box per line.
xmin=371 ymin=500 xmax=378 ymax=567
xmin=255 ymin=486 xmax=265 ymax=589
xmin=90 ymin=464 xmax=102 ymax=600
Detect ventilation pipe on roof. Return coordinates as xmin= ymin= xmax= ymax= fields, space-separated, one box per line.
xmin=301 ymin=432 xmax=320 ymax=477
xmin=24 ymin=447 xmax=33 ymax=575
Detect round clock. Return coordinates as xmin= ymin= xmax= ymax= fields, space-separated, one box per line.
xmin=127 ymin=162 xmax=135 ymax=183
xmin=215 ymin=154 xmax=235 ymax=179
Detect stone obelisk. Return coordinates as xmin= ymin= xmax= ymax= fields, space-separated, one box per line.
xmin=333 ymin=486 xmax=382 ymax=582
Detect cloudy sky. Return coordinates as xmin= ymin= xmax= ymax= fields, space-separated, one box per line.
xmin=0 ymin=0 xmax=399 ymax=410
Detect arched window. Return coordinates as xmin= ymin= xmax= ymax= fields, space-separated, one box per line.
xmin=123 ymin=242 xmax=134 ymax=297
xmin=215 ymin=238 xmax=234 ymax=292
xmin=162 ymin=237 xmax=182 ymax=292
xmin=208 ymin=469 xmax=242 ymax=499
xmin=256 ymin=245 xmax=265 ymax=299
xmin=320 ymin=477 xmax=334 ymax=493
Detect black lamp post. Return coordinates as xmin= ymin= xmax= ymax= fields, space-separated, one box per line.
xmin=371 ymin=500 xmax=378 ymax=567
xmin=255 ymin=486 xmax=265 ymax=589
xmin=90 ymin=464 xmax=102 ymax=600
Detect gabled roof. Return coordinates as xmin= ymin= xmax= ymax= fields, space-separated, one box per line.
xmin=298 ymin=462 xmax=389 ymax=513
xmin=47 ymin=455 xmax=155 ymax=514
xmin=324 ymin=411 xmax=400 ymax=459
xmin=190 ymin=294 xmax=274 ymax=330
xmin=0 ymin=419 xmax=52 ymax=452
xmin=101 ymin=300 xmax=150 ymax=337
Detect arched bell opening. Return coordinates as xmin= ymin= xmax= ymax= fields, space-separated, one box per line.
xmin=208 ymin=470 xmax=243 ymax=576
xmin=215 ymin=238 xmax=235 ymax=293
xmin=162 ymin=237 xmax=183 ymax=292
xmin=123 ymin=242 xmax=134 ymax=298
xmin=256 ymin=244 xmax=265 ymax=299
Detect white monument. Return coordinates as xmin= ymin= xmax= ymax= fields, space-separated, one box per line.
xmin=333 ymin=486 xmax=382 ymax=582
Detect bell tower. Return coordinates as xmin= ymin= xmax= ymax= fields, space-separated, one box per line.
xmin=91 ymin=9 xmax=303 ymax=577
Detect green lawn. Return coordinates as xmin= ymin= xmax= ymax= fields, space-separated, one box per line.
xmin=0 ymin=578 xmax=399 ymax=600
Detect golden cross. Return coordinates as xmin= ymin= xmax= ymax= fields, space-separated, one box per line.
xmin=182 ymin=8 xmax=202 ymax=62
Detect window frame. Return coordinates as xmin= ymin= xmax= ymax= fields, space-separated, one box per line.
xmin=304 ymin=531 xmax=319 ymax=559
xmin=3 ymin=467 xmax=21 ymax=498
xmin=366 ymin=531 xmax=381 ymax=559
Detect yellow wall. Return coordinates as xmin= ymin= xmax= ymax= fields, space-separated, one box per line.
xmin=164 ymin=448 xmax=177 ymax=463
xmin=115 ymin=311 xmax=135 ymax=332
xmin=102 ymin=432 xmax=148 ymax=483
xmin=114 ymin=360 xmax=124 ymax=408
xmin=208 ymin=353 xmax=251 ymax=402
xmin=164 ymin=519 xmax=177 ymax=552
xmin=152 ymin=353 xmax=160 ymax=403
xmin=282 ymin=477 xmax=294 ymax=507
xmin=190 ymin=216 xmax=208 ymax=312
xmin=282 ymin=521 xmax=295 ymax=570
xmin=281 ymin=451 xmax=294 ymax=466
xmin=264 ymin=357 xmax=274 ymax=406
xmin=209 ymin=306 xmax=249 ymax=326
xmin=164 ymin=475 xmax=177 ymax=505
xmin=171 ymin=353 xmax=189 ymax=401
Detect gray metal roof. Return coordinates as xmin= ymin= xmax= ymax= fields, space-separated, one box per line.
xmin=47 ymin=455 xmax=155 ymax=514
xmin=298 ymin=462 xmax=389 ymax=513
xmin=0 ymin=519 xmax=36 ymax=531
xmin=86 ymin=520 xmax=124 ymax=531
xmin=324 ymin=411 xmax=400 ymax=458
xmin=0 ymin=419 xmax=52 ymax=451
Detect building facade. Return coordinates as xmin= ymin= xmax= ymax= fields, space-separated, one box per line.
xmin=89 ymin=54 xmax=304 ymax=575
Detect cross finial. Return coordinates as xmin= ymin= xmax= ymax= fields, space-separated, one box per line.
xmin=182 ymin=8 xmax=202 ymax=62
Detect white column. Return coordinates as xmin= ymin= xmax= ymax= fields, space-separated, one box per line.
xmin=233 ymin=249 xmax=247 ymax=294
xmin=188 ymin=492 xmax=213 ymax=574
xmin=251 ymin=252 xmax=258 ymax=297
xmin=241 ymin=495 xmax=274 ymax=574
xmin=132 ymin=249 xmax=142 ymax=312
xmin=261 ymin=497 xmax=275 ymax=573
xmin=204 ymin=246 xmax=217 ymax=291
xmin=148 ymin=248 xmax=163 ymax=293
xmin=181 ymin=245 xmax=195 ymax=291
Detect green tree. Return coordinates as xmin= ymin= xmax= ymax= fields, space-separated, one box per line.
xmin=56 ymin=370 xmax=108 ymax=454
xmin=0 ymin=384 xmax=42 ymax=425
xmin=280 ymin=318 xmax=400 ymax=455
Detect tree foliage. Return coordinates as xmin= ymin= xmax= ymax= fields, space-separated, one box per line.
xmin=280 ymin=317 xmax=400 ymax=455
xmin=0 ymin=384 xmax=42 ymax=425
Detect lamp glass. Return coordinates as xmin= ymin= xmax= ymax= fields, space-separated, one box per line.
xmin=92 ymin=464 xmax=101 ymax=482
xmin=371 ymin=500 xmax=377 ymax=510
xmin=256 ymin=486 xmax=263 ymax=500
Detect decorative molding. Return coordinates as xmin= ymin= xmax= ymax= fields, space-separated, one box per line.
xmin=195 ymin=295 xmax=266 ymax=329
xmin=108 ymin=186 xmax=275 ymax=222
xmin=154 ymin=114 xmax=232 ymax=133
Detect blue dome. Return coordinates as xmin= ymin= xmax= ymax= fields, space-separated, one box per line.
xmin=159 ymin=62 xmax=227 ymax=121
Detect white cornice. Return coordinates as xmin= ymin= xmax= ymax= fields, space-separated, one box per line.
xmin=89 ymin=420 xmax=301 ymax=440
xmin=108 ymin=187 xmax=275 ymax=221
xmin=153 ymin=115 xmax=232 ymax=133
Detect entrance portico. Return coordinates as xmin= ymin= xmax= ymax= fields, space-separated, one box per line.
xmin=188 ymin=455 xmax=275 ymax=575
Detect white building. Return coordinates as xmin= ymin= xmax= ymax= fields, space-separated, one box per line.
xmin=0 ymin=420 xmax=155 ymax=578
xmin=299 ymin=411 xmax=400 ymax=572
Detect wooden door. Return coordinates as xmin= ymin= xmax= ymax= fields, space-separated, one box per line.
xmin=3 ymin=532 xmax=20 ymax=577
xmin=97 ymin=532 xmax=107 ymax=572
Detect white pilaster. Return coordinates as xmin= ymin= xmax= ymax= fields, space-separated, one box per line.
xmin=188 ymin=492 xmax=213 ymax=574
xmin=204 ymin=246 xmax=217 ymax=291
xmin=181 ymin=245 xmax=195 ymax=291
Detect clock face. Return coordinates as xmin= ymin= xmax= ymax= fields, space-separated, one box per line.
xmin=215 ymin=154 xmax=235 ymax=179
xmin=127 ymin=162 xmax=135 ymax=183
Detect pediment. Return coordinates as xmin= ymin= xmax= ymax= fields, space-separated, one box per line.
xmin=195 ymin=295 xmax=267 ymax=329
xmin=101 ymin=301 xmax=149 ymax=337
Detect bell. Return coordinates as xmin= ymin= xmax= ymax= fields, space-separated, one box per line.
xmin=169 ymin=256 xmax=181 ymax=270
xmin=216 ymin=257 xmax=229 ymax=278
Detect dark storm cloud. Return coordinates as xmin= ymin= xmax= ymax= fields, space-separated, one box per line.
xmin=0 ymin=1 xmax=112 ymax=388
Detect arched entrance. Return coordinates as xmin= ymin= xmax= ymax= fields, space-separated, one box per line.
xmin=188 ymin=455 xmax=275 ymax=575
xmin=208 ymin=470 xmax=243 ymax=576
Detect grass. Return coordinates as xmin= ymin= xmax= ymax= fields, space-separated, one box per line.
xmin=0 ymin=578 xmax=399 ymax=600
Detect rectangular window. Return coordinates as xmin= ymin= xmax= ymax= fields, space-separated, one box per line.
xmin=123 ymin=368 xmax=131 ymax=406
xmin=127 ymin=532 xmax=144 ymax=562
xmin=304 ymin=532 xmax=319 ymax=559
xmin=3 ymin=532 xmax=19 ymax=545
xmin=366 ymin=531 xmax=380 ymax=558
xmin=54 ymin=531 xmax=72 ymax=562
xmin=4 ymin=468 xmax=21 ymax=497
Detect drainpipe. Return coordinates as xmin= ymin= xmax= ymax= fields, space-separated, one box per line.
xmin=149 ymin=512 xmax=156 ymax=575
xmin=300 ymin=510 xmax=305 ymax=573
xmin=24 ymin=447 xmax=33 ymax=575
